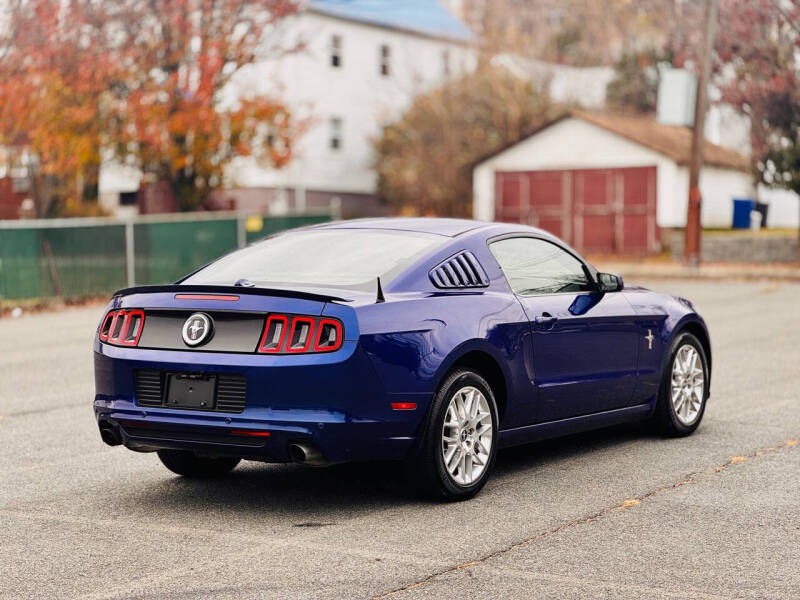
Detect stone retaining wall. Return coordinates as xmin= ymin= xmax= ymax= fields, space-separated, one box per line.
xmin=668 ymin=231 xmax=799 ymax=263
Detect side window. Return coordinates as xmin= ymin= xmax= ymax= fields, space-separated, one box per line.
xmin=489 ymin=237 xmax=593 ymax=295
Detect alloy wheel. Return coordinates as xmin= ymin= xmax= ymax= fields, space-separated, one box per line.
xmin=670 ymin=344 xmax=705 ymax=426
xmin=441 ymin=386 xmax=493 ymax=486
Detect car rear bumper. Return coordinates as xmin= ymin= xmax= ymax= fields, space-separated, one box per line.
xmin=94 ymin=407 xmax=415 ymax=463
xmin=93 ymin=344 xmax=429 ymax=463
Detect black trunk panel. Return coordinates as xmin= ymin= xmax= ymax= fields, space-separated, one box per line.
xmin=137 ymin=310 xmax=264 ymax=353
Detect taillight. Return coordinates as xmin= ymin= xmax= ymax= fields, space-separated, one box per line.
xmin=99 ymin=309 xmax=145 ymax=347
xmin=314 ymin=319 xmax=343 ymax=352
xmin=286 ymin=316 xmax=315 ymax=353
xmin=99 ymin=312 xmax=114 ymax=341
xmin=258 ymin=315 xmax=289 ymax=353
xmin=258 ymin=314 xmax=343 ymax=354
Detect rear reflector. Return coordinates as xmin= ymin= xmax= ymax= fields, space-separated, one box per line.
xmin=391 ymin=403 xmax=417 ymax=410
xmin=174 ymin=294 xmax=239 ymax=301
xmin=230 ymin=429 xmax=271 ymax=437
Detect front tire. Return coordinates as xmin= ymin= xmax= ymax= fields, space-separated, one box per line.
xmin=157 ymin=449 xmax=241 ymax=478
xmin=654 ymin=332 xmax=709 ymax=437
xmin=407 ymin=369 xmax=499 ymax=501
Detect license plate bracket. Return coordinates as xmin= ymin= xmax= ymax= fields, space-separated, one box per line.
xmin=165 ymin=373 xmax=217 ymax=410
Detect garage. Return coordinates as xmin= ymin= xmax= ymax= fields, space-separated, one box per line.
xmin=495 ymin=165 xmax=657 ymax=253
xmin=473 ymin=110 xmax=756 ymax=254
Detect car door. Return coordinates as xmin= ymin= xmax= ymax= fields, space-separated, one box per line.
xmin=489 ymin=236 xmax=640 ymax=423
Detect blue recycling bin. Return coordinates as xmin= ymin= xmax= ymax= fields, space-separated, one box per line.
xmin=732 ymin=198 xmax=755 ymax=229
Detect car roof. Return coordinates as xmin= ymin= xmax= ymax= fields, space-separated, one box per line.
xmin=311 ymin=217 xmax=492 ymax=237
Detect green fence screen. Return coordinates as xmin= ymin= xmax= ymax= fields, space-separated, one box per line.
xmin=0 ymin=212 xmax=330 ymax=302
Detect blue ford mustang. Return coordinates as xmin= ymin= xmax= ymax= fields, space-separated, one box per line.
xmin=94 ymin=218 xmax=711 ymax=500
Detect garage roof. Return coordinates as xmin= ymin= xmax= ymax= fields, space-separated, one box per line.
xmin=574 ymin=110 xmax=749 ymax=171
xmin=476 ymin=110 xmax=750 ymax=172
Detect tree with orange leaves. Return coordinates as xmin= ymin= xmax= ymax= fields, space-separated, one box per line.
xmin=0 ymin=0 xmax=115 ymax=216
xmin=0 ymin=0 xmax=299 ymax=215
xmin=106 ymin=0 xmax=300 ymax=210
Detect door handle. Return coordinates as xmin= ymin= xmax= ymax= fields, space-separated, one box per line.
xmin=534 ymin=314 xmax=558 ymax=331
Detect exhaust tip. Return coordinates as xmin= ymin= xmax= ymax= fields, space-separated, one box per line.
xmin=99 ymin=424 xmax=122 ymax=446
xmin=287 ymin=443 xmax=305 ymax=463
xmin=288 ymin=442 xmax=326 ymax=466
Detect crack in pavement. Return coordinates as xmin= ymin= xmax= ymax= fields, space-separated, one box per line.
xmin=373 ymin=438 xmax=799 ymax=600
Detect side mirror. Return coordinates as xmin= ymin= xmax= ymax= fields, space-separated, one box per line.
xmin=596 ymin=272 xmax=624 ymax=293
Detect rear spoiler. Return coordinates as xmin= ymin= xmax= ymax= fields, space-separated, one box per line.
xmin=111 ymin=284 xmax=352 ymax=304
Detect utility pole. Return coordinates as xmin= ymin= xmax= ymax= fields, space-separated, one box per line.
xmin=684 ymin=0 xmax=718 ymax=267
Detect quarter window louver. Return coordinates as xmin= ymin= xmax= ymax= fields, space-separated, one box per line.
xmin=429 ymin=251 xmax=489 ymax=289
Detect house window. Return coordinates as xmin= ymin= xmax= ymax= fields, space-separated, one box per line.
xmin=119 ymin=191 xmax=138 ymax=206
xmin=442 ymin=49 xmax=451 ymax=77
xmin=331 ymin=34 xmax=342 ymax=68
xmin=379 ymin=44 xmax=391 ymax=76
xmin=330 ymin=117 xmax=342 ymax=151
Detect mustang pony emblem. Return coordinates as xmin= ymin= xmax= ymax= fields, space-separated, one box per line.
xmin=182 ymin=313 xmax=213 ymax=346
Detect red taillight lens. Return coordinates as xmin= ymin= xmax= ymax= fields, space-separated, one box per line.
xmin=258 ymin=315 xmax=289 ymax=353
xmin=99 ymin=312 xmax=115 ymax=341
xmin=121 ymin=309 xmax=145 ymax=346
xmin=99 ymin=309 xmax=145 ymax=347
xmin=257 ymin=314 xmax=343 ymax=354
xmin=286 ymin=316 xmax=315 ymax=353
xmin=314 ymin=319 xmax=343 ymax=352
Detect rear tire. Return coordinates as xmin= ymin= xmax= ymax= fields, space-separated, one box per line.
xmin=654 ymin=332 xmax=709 ymax=437
xmin=406 ymin=369 xmax=499 ymax=501
xmin=157 ymin=449 xmax=240 ymax=478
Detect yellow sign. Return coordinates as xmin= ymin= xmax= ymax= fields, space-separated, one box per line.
xmin=245 ymin=215 xmax=263 ymax=233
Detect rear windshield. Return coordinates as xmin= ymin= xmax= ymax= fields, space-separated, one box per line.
xmin=182 ymin=229 xmax=444 ymax=291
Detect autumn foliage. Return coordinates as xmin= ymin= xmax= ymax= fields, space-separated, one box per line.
xmin=715 ymin=0 xmax=800 ymax=192
xmin=375 ymin=67 xmax=553 ymax=217
xmin=0 ymin=0 xmax=299 ymax=215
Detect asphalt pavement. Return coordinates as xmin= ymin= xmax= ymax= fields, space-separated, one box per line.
xmin=1 ymin=280 xmax=799 ymax=599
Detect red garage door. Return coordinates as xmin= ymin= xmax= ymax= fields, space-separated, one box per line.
xmin=494 ymin=166 xmax=658 ymax=254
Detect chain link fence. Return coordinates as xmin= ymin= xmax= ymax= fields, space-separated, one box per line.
xmin=0 ymin=211 xmax=332 ymax=301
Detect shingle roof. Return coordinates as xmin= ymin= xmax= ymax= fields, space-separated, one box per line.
xmin=573 ymin=110 xmax=750 ymax=171
xmin=308 ymin=0 xmax=475 ymax=43
xmin=474 ymin=110 xmax=750 ymax=172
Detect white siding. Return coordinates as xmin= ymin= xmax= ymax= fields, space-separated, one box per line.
xmin=758 ymin=186 xmax=800 ymax=228
xmin=224 ymin=12 xmax=477 ymax=194
xmin=675 ymin=166 xmax=755 ymax=229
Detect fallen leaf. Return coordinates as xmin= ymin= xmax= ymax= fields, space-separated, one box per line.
xmin=618 ymin=499 xmax=640 ymax=510
xmin=729 ymin=456 xmax=747 ymax=464
xmin=786 ymin=440 xmax=798 ymax=447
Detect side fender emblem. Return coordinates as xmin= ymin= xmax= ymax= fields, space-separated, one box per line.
xmin=645 ymin=329 xmax=654 ymax=350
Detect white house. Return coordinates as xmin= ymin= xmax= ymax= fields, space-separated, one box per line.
xmin=473 ymin=110 xmax=798 ymax=254
xmin=492 ymin=53 xmax=615 ymax=110
xmin=99 ymin=0 xmax=478 ymax=218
